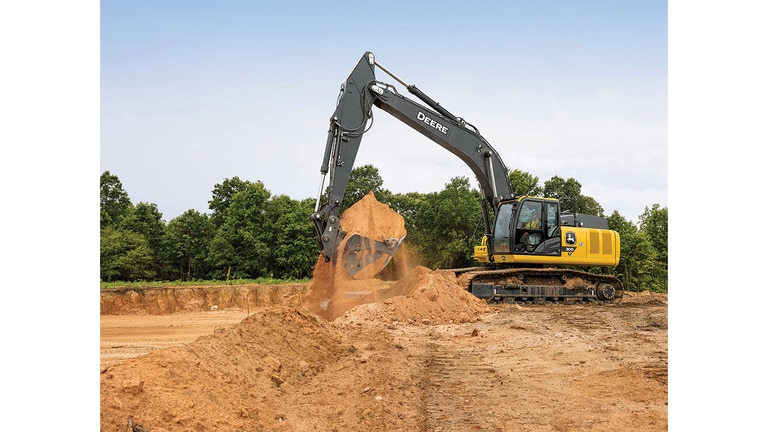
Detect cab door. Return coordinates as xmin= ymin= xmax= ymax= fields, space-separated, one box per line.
xmin=512 ymin=198 xmax=560 ymax=256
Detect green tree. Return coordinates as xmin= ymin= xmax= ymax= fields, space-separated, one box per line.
xmin=208 ymin=176 xmax=252 ymax=229
xmin=626 ymin=231 xmax=660 ymax=292
xmin=508 ymin=169 xmax=542 ymax=197
xmin=543 ymin=175 xmax=604 ymax=216
xmin=100 ymin=171 xmax=166 ymax=282
xmin=264 ymin=196 xmax=318 ymax=279
xmin=387 ymin=191 xmax=427 ymax=235
xmin=166 ymin=210 xmax=213 ymax=280
xmin=100 ymin=226 xmax=155 ymax=281
xmin=413 ymin=177 xmax=482 ymax=269
xmin=543 ymin=176 xmax=580 ymax=211
xmin=100 ymin=170 xmax=132 ymax=228
xmin=639 ymin=204 xmax=668 ymax=263
xmin=606 ymin=210 xmax=660 ymax=292
xmin=578 ymin=195 xmax=606 ymax=218
xmin=206 ymin=181 xmax=272 ymax=279
xmin=638 ymin=204 xmax=668 ymax=292
xmin=120 ymin=202 xmax=167 ymax=276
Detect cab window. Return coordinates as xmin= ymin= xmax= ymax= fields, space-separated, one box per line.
xmin=545 ymin=202 xmax=558 ymax=238
xmin=519 ymin=201 xmax=542 ymax=229
xmin=492 ymin=203 xmax=513 ymax=253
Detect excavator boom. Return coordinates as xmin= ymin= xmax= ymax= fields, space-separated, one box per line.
xmin=311 ymin=52 xmax=512 ymax=276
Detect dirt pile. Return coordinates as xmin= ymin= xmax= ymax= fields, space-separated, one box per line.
xmin=304 ymin=192 xmax=411 ymax=321
xmin=339 ymin=266 xmax=492 ymax=326
xmin=100 ymin=287 xmax=668 ymax=431
xmin=100 ymin=306 xmax=355 ymax=431
xmin=100 ymin=265 xmax=494 ymax=431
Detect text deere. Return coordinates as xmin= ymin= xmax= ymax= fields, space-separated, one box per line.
xmin=417 ymin=111 xmax=448 ymax=134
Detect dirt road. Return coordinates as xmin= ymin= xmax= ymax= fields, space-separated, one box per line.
xmin=100 ymin=273 xmax=667 ymax=431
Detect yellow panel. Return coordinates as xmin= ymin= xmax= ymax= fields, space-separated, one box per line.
xmin=602 ymin=231 xmax=613 ymax=255
xmin=589 ymin=230 xmax=600 ymax=255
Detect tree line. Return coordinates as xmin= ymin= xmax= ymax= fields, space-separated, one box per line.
xmin=100 ymin=167 xmax=668 ymax=292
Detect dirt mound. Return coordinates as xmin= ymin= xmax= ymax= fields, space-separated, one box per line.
xmin=304 ymin=192 xmax=411 ymax=321
xmin=100 ymin=306 xmax=354 ymax=431
xmin=339 ymin=266 xmax=492 ymax=326
xmin=100 ymin=281 xmax=668 ymax=431
xmin=100 ymin=266 xmax=490 ymax=431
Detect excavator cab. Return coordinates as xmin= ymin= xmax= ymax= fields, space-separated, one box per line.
xmin=490 ymin=197 xmax=562 ymax=257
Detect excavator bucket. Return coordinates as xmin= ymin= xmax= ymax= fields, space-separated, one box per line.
xmin=340 ymin=233 xmax=406 ymax=279
xmin=334 ymin=192 xmax=407 ymax=280
xmin=305 ymin=192 xmax=407 ymax=320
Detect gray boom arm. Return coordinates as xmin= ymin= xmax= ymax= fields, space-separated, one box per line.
xmin=311 ymin=52 xmax=513 ymax=263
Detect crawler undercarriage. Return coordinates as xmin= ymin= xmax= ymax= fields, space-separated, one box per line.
xmin=446 ymin=267 xmax=624 ymax=305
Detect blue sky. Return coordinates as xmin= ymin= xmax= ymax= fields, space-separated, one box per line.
xmin=101 ymin=0 xmax=667 ymax=222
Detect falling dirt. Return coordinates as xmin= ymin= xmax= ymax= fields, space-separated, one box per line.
xmin=303 ymin=192 xmax=410 ymax=321
xmin=100 ymin=194 xmax=668 ymax=431
xmin=334 ymin=192 xmax=407 ymax=280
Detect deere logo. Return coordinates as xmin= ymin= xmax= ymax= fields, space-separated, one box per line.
xmin=565 ymin=232 xmax=576 ymax=245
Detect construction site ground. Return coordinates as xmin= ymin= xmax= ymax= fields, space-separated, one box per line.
xmin=100 ymin=273 xmax=667 ymax=432
xmin=100 ymin=195 xmax=667 ymax=430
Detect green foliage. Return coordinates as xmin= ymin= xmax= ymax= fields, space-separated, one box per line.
xmin=100 ymin=226 xmax=155 ymax=282
xmin=166 ymin=209 xmax=213 ymax=280
xmin=207 ymin=181 xmax=272 ymax=279
xmin=578 ymin=195 xmax=605 ymax=218
xmin=508 ymin=169 xmax=542 ymax=197
xmin=263 ymin=196 xmax=318 ymax=279
xmin=100 ymin=171 xmax=132 ymax=228
xmin=542 ymin=176 xmax=605 ymax=217
xmin=639 ymin=204 xmax=668 ymax=264
xmin=120 ymin=202 xmax=167 ymax=275
xmin=386 ymin=191 xmax=427 ymax=234
xmin=542 ymin=176 xmax=580 ymax=209
xmin=100 ymin=171 xmax=160 ymax=282
xmin=638 ymin=205 xmax=668 ymax=292
xmin=411 ymin=177 xmax=482 ymax=269
xmin=208 ymin=176 xmax=253 ymax=229
xmin=607 ymin=207 xmax=668 ymax=293
xmin=99 ymin=168 xmax=668 ymax=295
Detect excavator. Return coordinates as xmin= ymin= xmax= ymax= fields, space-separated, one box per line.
xmin=310 ymin=52 xmax=623 ymax=304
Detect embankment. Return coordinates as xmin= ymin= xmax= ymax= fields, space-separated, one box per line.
xmin=100 ymin=283 xmax=310 ymax=315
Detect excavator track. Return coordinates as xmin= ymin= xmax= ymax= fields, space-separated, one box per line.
xmin=444 ymin=267 xmax=623 ymax=305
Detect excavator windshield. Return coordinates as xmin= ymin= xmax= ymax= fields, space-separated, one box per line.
xmin=492 ymin=202 xmax=515 ymax=254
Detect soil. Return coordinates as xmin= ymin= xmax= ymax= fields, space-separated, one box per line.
xmin=100 ymin=194 xmax=668 ymax=431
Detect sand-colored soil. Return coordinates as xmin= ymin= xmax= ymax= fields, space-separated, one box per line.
xmin=100 ymin=193 xmax=667 ymax=431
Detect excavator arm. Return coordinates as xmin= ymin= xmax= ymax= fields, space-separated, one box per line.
xmin=310 ymin=52 xmax=513 ymax=275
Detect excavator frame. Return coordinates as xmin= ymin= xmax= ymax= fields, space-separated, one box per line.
xmin=310 ymin=52 xmax=623 ymax=304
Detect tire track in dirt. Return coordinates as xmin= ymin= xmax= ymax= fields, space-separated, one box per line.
xmin=423 ymin=338 xmax=504 ymax=431
xmin=392 ymin=316 xmax=514 ymax=432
